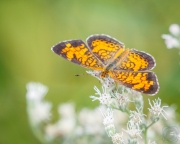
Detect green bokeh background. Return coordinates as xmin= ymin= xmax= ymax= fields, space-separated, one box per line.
xmin=0 ymin=0 xmax=180 ymax=143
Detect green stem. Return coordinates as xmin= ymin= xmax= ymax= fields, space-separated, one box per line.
xmin=146 ymin=121 xmax=156 ymax=129
xmin=143 ymin=121 xmax=156 ymax=144
xmin=143 ymin=128 xmax=147 ymax=144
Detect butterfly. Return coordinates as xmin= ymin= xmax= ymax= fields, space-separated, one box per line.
xmin=51 ymin=34 xmax=159 ymax=95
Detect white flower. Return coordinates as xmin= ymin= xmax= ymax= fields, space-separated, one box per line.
xmin=58 ymin=102 xmax=75 ymax=118
xmin=55 ymin=103 xmax=76 ymax=136
xmin=90 ymin=86 xmax=111 ymax=105
xmin=26 ymin=82 xmax=52 ymax=125
xmin=169 ymin=24 xmax=180 ymax=36
xmin=123 ymin=121 xmax=142 ymax=139
xmin=114 ymin=92 xmax=132 ymax=111
xmin=105 ymin=124 xmax=116 ymax=137
xmin=45 ymin=124 xmax=59 ymax=141
xmin=162 ymin=24 xmax=180 ymax=49
xmin=148 ymin=98 xmax=168 ymax=121
xmin=129 ymin=107 xmax=146 ymax=126
xmin=26 ymin=82 xmax=48 ymax=101
xmin=111 ymin=132 xmax=125 ymax=144
xmin=162 ymin=34 xmax=180 ymax=49
xmin=78 ymin=106 xmax=104 ymax=135
xmin=102 ymin=77 xmax=115 ymax=90
xmin=28 ymin=101 xmax=52 ymax=125
xmin=100 ymin=108 xmax=115 ymax=137
xmin=56 ymin=117 xmax=76 ymax=135
xmin=100 ymin=108 xmax=114 ymax=126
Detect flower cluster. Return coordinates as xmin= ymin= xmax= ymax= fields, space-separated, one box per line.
xmin=88 ymin=70 xmax=169 ymax=144
xmin=162 ymin=24 xmax=180 ymax=50
xmin=26 ymin=82 xmax=52 ymax=126
xmin=162 ymin=23 xmax=180 ymax=93
xmin=26 ymin=79 xmax=180 ymax=144
xmin=26 ymin=82 xmax=114 ymax=144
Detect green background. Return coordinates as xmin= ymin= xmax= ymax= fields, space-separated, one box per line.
xmin=0 ymin=0 xmax=180 ymax=143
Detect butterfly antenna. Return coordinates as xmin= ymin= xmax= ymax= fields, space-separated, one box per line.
xmin=75 ymin=73 xmax=89 ymax=76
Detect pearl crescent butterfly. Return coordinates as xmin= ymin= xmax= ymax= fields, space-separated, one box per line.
xmin=51 ymin=34 xmax=159 ymax=95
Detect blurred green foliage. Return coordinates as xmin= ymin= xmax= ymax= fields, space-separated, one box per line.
xmin=0 ymin=0 xmax=180 ymax=143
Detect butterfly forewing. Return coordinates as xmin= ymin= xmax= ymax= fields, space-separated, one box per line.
xmin=51 ymin=40 xmax=104 ymax=70
xmin=86 ymin=34 xmax=125 ymax=66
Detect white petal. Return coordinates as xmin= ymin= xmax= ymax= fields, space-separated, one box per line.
xmin=169 ymin=24 xmax=180 ymax=36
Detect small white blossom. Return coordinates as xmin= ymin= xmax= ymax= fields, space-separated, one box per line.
xmin=162 ymin=24 xmax=180 ymax=49
xmin=111 ymin=132 xmax=125 ymax=144
xmin=90 ymin=86 xmax=111 ymax=105
xmin=78 ymin=107 xmax=103 ymax=135
xmin=28 ymin=101 xmax=52 ymax=125
xmin=105 ymin=124 xmax=116 ymax=137
xmin=114 ymin=92 xmax=132 ymax=111
xmin=169 ymin=24 xmax=180 ymax=36
xmin=129 ymin=107 xmax=146 ymax=126
xmin=100 ymin=108 xmax=114 ymax=125
xmin=102 ymin=77 xmax=115 ymax=90
xmin=123 ymin=121 xmax=142 ymax=139
xmin=26 ymin=82 xmax=52 ymax=125
xmin=100 ymin=108 xmax=115 ymax=136
xmin=162 ymin=34 xmax=180 ymax=49
xmin=26 ymin=82 xmax=48 ymax=101
xmin=58 ymin=102 xmax=75 ymax=118
xmin=45 ymin=124 xmax=59 ymax=141
xmin=148 ymin=98 xmax=168 ymax=121
xmin=56 ymin=117 xmax=76 ymax=135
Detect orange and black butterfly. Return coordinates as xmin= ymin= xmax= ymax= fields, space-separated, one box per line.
xmin=51 ymin=34 xmax=159 ymax=95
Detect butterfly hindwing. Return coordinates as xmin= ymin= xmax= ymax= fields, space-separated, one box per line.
xmin=109 ymin=71 xmax=159 ymax=95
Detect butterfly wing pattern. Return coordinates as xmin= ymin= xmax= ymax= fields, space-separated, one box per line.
xmin=52 ymin=39 xmax=104 ymax=71
xmin=86 ymin=34 xmax=125 ymax=65
xmin=51 ymin=34 xmax=159 ymax=95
